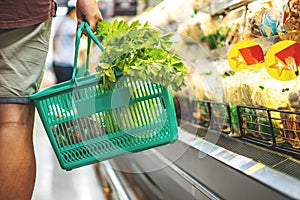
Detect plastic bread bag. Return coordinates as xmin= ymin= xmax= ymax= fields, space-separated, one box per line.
xmin=220 ymin=6 xmax=247 ymax=46
xmin=243 ymin=8 xmax=263 ymax=39
xmin=286 ymin=80 xmax=300 ymax=148
xmin=178 ymin=12 xmax=218 ymax=44
xmin=222 ymin=69 xmax=268 ymax=137
xmin=250 ymin=68 xmax=297 ymax=109
xmin=177 ymin=17 xmax=205 ymax=44
xmin=221 ymin=70 xmax=251 ymax=137
xmin=165 ymin=0 xmax=195 ymax=24
xmin=175 ymin=71 xmax=206 ymax=102
xmin=174 ymin=58 xmax=208 ymax=101
xmin=192 ymin=0 xmax=211 ymax=11
xmin=259 ymin=6 xmax=284 ymax=38
xmin=136 ymin=0 xmax=194 ymax=30
xmin=283 ymin=0 xmax=300 ymax=32
xmin=223 ymin=69 xmax=263 ymax=106
xmin=243 ymin=1 xmax=274 ymax=39
xmin=288 ymin=77 xmax=300 ymax=111
xmin=193 ymin=58 xmax=224 ymax=102
xmin=277 ymin=0 xmax=300 ymax=42
xmin=174 ymin=62 xmax=211 ymax=123
xmin=176 ymin=58 xmax=223 ymax=102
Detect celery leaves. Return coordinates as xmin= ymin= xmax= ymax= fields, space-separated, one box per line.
xmin=95 ymin=20 xmax=187 ymax=91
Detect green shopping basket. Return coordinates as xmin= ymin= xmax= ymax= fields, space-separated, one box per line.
xmin=30 ymin=22 xmax=178 ymax=170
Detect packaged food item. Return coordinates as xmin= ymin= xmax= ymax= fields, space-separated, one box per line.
xmin=201 ymin=30 xmax=226 ymax=50
xmin=225 ymin=22 xmax=243 ymax=46
xmin=178 ymin=12 xmax=218 ymax=45
xmin=283 ymin=0 xmax=300 ymax=32
xmin=239 ymin=107 xmax=258 ymax=137
xmin=287 ymin=84 xmax=300 ymax=148
xmin=243 ymin=0 xmax=289 ymax=42
xmin=279 ymin=31 xmax=300 ymax=43
xmin=223 ymin=70 xmax=257 ymax=137
xmin=192 ymin=0 xmax=211 ymax=11
xmin=178 ymin=17 xmax=205 ymax=44
xmin=244 ymin=10 xmax=264 ymax=39
xmin=244 ymin=1 xmax=273 ymax=39
xmin=216 ymin=6 xmax=247 ymax=46
xmin=278 ymin=104 xmax=300 ymax=148
xmin=259 ymin=7 xmax=283 ymax=37
xmin=258 ymin=115 xmax=281 ymax=140
xmin=223 ymin=69 xmax=262 ymax=106
xmin=251 ymin=82 xmax=291 ymax=109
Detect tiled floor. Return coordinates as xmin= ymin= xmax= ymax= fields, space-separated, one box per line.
xmin=31 ymin=113 xmax=106 ymax=200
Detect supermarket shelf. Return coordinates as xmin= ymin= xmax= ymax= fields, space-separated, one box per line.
xmin=98 ymin=123 xmax=300 ymax=200
xmin=195 ymin=0 xmax=257 ymax=17
xmin=102 ymin=154 xmax=222 ymax=200
xmin=181 ymin=120 xmax=300 ymax=181
xmin=166 ymin=127 xmax=300 ymax=199
xmin=176 ymin=97 xmax=300 ymax=161
xmin=95 ymin=161 xmax=138 ymax=200
xmin=237 ymin=105 xmax=300 ymax=160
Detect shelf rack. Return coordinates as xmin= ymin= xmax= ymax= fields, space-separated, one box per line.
xmin=176 ymin=96 xmax=300 ymax=160
xmin=195 ymin=0 xmax=257 ymax=17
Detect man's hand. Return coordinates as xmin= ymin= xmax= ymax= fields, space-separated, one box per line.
xmin=76 ymin=0 xmax=103 ymax=32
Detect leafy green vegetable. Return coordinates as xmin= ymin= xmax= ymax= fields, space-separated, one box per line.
xmin=95 ymin=20 xmax=187 ymax=91
xmin=259 ymin=118 xmax=280 ymax=139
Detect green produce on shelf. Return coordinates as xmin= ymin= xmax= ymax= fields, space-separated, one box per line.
xmin=210 ymin=104 xmax=230 ymax=132
xmin=200 ymin=30 xmax=226 ymax=50
xmin=240 ymin=108 xmax=259 ymax=137
xmin=192 ymin=101 xmax=210 ymax=127
xmin=258 ymin=118 xmax=280 ymax=141
xmin=229 ymin=106 xmax=241 ymax=137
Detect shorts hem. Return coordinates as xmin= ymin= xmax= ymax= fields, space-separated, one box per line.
xmin=0 ymin=97 xmax=31 ymax=104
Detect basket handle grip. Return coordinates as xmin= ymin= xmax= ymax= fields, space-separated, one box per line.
xmin=72 ymin=22 xmax=105 ymax=80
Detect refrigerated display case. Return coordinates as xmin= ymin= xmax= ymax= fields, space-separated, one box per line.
xmin=96 ymin=124 xmax=300 ymax=199
xmin=95 ymin=0 xmax=300 ymax=199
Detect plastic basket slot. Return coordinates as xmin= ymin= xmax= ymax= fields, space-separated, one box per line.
xmin=48 ymin=93 xmax=165 ymax=142
xmin=58 ymin=124 xmax=107 ymax=149
xmin=58 ymin=121 xmax=173 ymax=169
xmin=42 ymin=98 xmax=75 ymax=126
xmin=72 ymin=87 xmax=130 ymax=118
xmin=63 ymin=150 xmax=79 ymax=163
xmin=61 ymin=143 xmax=106 ymax=163
xmin=98 ymin=119 xmax=168 ymax=141
xmin=103 ymin=98 xmax=166 ymax=132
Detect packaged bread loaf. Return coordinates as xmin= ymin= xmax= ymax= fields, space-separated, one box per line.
xmin=283 ymin=0 xmax=300 ymax=32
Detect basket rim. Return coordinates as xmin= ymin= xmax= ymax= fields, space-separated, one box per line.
xmin=29 ymin=73 xmax=101 ymax=100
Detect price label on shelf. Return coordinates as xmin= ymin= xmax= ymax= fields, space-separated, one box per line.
xmin=244 ymin=163 xmax=265 ymax=175
xmin=228 ymin=40 xmax=265 ymax=72
xmin=265 ymin=40 xmax=300 ymax=81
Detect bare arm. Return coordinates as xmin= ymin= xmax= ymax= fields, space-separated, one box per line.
xmin=76 ymin=0 xmax=103 ymax=32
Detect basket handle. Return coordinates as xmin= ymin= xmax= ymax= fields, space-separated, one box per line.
xmin=72 ymin=22 xmax=106 ymax=80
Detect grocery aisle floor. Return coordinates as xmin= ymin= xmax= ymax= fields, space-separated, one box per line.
xmin=31 ymin=78 xmax=106 ymax=200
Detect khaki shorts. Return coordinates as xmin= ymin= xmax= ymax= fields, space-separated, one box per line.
xmin=0 ymin=18 xmax=52 ymax=104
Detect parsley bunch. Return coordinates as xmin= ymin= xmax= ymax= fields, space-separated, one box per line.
xmin=95 ymin=20 xmax=187 ymax=91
